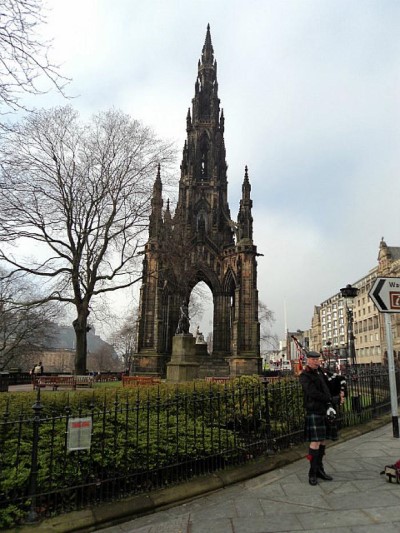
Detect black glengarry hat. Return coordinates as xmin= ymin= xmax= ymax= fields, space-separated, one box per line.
xmin=307 ymin=351 xmax=321 ymax=359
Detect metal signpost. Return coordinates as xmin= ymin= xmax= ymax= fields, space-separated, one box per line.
xmin=369 ymin=277 xmax=400 ymax=438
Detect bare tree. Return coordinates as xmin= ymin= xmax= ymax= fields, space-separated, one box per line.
xmin=0 ymin=0 xmax=69 ymax=117
xmin=110 ymin=309 xmax=138 ymax=372
xmin=0 ymin=268 xmax=60 ymax=370
xmin=87 ymin=344 xmax=120 ymax=373
xmin=0 ymin=105 xmax=175 ymax=373
xmin=206 ymin=331 xmax=213 ymax=354
xmin=259 ymin=300 xmax=278 ymax=351
xmin=188 ymin=283 xmax=208 ymax=327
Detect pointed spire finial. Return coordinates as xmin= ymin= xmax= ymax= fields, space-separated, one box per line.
xmin=242 ymin=166 xmax=251 ymax=198
xmin=186 ymin=108 xmax=192 ymax=132
xmin=205 ymin=23 xmax=212 ymax=42
xmin=201 ymin=23 xmax=214 ymax=64
xmin=152 ymin=164 xmax=162 ymax=196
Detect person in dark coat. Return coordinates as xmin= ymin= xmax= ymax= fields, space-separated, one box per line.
xmin=299 ymin=351 xmax=345 ymax=486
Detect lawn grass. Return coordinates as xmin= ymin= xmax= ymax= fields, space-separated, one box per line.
xmin=93 ymin=380 xmax=122 ymax=389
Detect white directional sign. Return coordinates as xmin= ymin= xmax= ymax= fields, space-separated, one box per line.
xmin=369 ymin=277 xmax=400 ymax=313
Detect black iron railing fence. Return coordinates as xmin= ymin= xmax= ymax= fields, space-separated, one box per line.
xmin=0 ymin=369 xmax=398 ymax=528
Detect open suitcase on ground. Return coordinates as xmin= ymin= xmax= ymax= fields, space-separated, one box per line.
xmin=381 ymin=461 xmax=400 ymax=483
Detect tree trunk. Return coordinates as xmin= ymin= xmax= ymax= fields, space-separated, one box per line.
xmin=73 ymin=311 xmax=89 ymax=374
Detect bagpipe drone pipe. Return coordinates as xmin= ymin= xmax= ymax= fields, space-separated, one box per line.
xmin=291 ymin=335 xmax=347 ymax=398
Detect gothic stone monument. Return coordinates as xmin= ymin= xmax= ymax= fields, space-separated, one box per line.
xmin=134 ymin=25 xmax=261 ymax=379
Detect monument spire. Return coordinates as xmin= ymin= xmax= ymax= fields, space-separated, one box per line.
xmin=135 ymin=27 xmax=260 ymax=379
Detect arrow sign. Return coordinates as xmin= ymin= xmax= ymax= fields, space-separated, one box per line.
xmin=369 ymin=277 xmax=400 ymax=313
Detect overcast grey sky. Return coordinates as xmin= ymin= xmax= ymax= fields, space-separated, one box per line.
xmin=23 ymin=0 xmax=400 ymax=341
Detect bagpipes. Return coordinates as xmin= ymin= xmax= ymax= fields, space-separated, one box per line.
xmin=291 ymin=335 xmax=307 ymax=370
xmin=291 ymin=335 xmax=347 ymax=399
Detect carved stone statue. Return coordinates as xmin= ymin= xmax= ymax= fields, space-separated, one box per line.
xmin=176 ymin=300 xmax=190 ymax=334
xmin=195 ymin=325 xmax=206 ymax=344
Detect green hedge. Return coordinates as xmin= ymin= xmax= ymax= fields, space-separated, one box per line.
xmin=0 ymin=377 xmax=303 ymax=528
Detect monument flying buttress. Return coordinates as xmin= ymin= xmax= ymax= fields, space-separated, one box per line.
xmin=135 ymin=24 xmax=261 ymax=379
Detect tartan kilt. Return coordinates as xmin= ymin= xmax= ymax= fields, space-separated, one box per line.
xmin=304 ymin=413 xmax=339 ymax=442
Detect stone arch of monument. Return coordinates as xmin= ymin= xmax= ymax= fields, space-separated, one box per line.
xmin=134 ymin=26 xmax=261 ymax=379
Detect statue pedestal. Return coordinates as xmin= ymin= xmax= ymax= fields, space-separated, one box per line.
xmin=195 ymin=343 xmax=208 ymax=357
xmin=166 ymin=334 xmax=200 ymax=382
xmin=228 ymin=355 xmax=262 ymax=376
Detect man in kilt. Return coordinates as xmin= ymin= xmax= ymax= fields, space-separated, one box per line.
xmin=299 ymin=351 xmax=345 ymax=486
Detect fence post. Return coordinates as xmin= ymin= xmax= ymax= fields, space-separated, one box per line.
xmin=262 ymin=378 xmax=272 ymax=441
xmin=26 ymin=387 xmax=43 ymax=523
xmin=370 ymin=372 xmax=377 ymax=417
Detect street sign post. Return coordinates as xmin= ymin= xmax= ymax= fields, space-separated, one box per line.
xmin=369 ymin=277 xmax=400 ymax=438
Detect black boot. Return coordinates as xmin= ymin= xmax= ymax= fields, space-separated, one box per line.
xmin=308 ymin=448 xmax=319 ymax=486
xmin=317 ymin=444 xmax=333 ymax=481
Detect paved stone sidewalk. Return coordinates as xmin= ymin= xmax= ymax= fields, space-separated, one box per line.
xmin=100 ymin=423 xmax=400 ymax=533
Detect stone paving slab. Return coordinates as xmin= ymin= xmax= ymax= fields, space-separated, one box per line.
xmin=191 ymin=517 xmax=235 ymax=533
xmin=296 ymin=509 xmax=377 ymax=530
xmin=351 ymin=525 xmax=400 ymax=533
xmin=227 ymin=514 xmax=304 ymax=533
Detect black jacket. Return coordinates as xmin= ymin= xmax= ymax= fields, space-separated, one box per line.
xmin=299 ymin=366 xmax=339 ymax=415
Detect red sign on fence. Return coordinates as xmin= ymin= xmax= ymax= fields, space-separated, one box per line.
xmin=67 ymin=417 xmax=92 ymax=451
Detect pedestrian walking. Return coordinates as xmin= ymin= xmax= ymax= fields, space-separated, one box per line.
xmin=299 ymin=351 xmax=345 ymax=485
xmin=33 ymin=361 xmax=44 ymax=375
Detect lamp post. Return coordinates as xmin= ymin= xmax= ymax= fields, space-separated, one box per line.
xmin=325 ymin=340 xmax=332 ymax=370
xmin=340 ymin=284 xmax=359 ymax=367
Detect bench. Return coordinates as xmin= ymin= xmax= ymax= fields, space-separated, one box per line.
xmin=94 ymin=373 xmax=119 ymax=382
xmin=260 ymin=376 xmax=281 ymax=383
xmin=122 ymin=376 xmax=161 ymax=387
xmin=75 ymin=375 xmax=94 ymax=388
xmin=205 ymin=376 xmax=231 ymax=383
xmin=34 ymin=375 xmax=76 ymax=391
